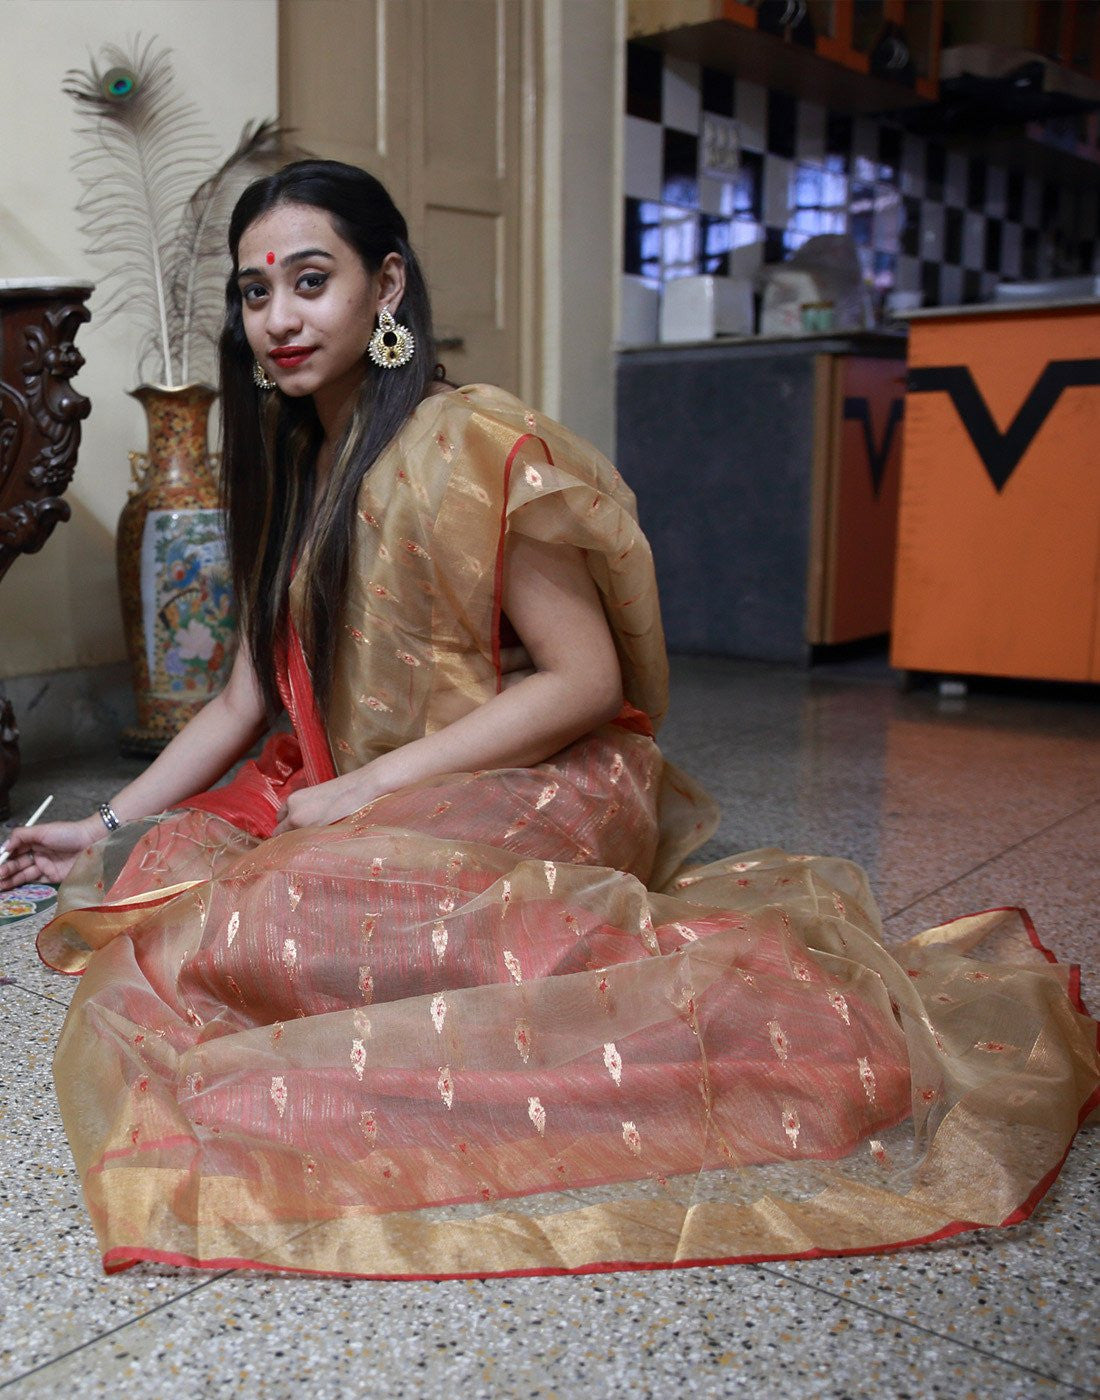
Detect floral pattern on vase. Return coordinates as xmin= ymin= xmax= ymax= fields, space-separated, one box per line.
xmin=118 ymin=383 xmax=236 ymax=754
xmin=141 ymin=508 xmax=235 ymax=697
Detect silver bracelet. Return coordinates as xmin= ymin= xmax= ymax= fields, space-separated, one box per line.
xmin=98 ymin=802 xmax=120 ymax=832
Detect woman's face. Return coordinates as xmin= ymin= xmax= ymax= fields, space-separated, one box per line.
xmin=236 ymin=202 xmax=403 ymax=413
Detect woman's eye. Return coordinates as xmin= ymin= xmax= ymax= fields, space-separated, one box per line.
xmin=241 ymin=283 xmax=267 ymax=305
xmin=297 ymin=272 xmax=328 ymax=293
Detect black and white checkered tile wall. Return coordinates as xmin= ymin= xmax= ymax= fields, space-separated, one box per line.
xmin=625 ymin=42 xmax=1100 ymax=307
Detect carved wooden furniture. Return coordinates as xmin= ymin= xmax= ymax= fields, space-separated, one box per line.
xmin=0 ymin=278 xmax=93 ymax=815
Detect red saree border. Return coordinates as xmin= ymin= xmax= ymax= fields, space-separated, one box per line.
xmin=284 ymin=611 xmax=336 ymax=785
xmin=37 ymin=884 xmax=202 ymax=975
xmin=492 ymin=432 xmax=547 ymax=691
xmin=1022 ymin=906 xmax=1092 ymax=1019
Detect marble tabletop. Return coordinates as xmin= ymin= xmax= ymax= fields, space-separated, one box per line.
xmin=0 ymin=278 xmax=94 ymax=298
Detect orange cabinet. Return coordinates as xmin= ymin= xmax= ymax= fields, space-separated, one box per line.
xmin=891 ymin=303 xmax=1100 ymax=682
xmin=809 ymin=354 xmax=907 ymax=644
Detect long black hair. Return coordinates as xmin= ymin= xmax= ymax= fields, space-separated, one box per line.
xmin=219 ymin=159 xmax=437 ymax=720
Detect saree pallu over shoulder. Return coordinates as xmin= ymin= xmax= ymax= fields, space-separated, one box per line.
xmin=314 ymin=385 xmax=669 ymax=774
xmin=35 ymin=386 xmax=1100 ymax=1279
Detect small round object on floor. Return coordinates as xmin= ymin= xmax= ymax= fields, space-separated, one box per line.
xmin=0 ymin=883 xmax=57 ymax=924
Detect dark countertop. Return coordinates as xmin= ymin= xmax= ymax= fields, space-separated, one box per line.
xmin=618 ymin=329 xmax=908 ymax=359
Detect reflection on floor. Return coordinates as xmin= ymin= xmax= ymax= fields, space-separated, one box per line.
xmin=2 ymin=654 xmax=1097 ymax=1398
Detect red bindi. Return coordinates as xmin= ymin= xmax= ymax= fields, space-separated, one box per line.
xmin=266 ymin=251 xmax=276 ymax=265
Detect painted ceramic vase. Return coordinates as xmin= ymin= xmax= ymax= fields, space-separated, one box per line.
xmin=117 ymin=383 xmax=236 ymax=755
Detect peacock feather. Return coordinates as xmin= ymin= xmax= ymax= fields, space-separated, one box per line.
xmin=64 ymin=37 xmax=291 ymax=388
xmin=171 ymin=118 xmax=286 ymax=383
xmin=64 ymin=37 xmax=215 ymax=387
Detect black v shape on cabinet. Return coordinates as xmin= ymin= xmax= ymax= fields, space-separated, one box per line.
xmin=907 ymin=360 xmax=1100 ymax=491
xmin=842 ymin=396 xmax=904 ymax=496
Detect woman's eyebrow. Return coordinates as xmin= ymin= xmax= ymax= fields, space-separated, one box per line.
xmin=237 ymin=248 xmax=336 ymax=279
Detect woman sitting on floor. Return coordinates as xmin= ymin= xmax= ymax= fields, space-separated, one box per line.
xmin=2 ymin=160 xmax=1096 ymax=1278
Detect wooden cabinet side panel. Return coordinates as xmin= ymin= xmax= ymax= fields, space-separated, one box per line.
xmin=806 ymin=354 xmax=839 ymax=645
xmin=1091 ymin=500 xmax=1100 ymax=680
xmin=822 ymin=355 xmax=906 ymax=644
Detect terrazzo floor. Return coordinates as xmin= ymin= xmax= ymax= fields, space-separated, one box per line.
xmin=1 ymin=654 xmax=1096 ymax=1399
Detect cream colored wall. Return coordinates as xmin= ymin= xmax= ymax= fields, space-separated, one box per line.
xmin=0 ymin=0 xmax=278 ymax=680
xmin=538 ymin=0 xmax=624 ymax=460
xmin=0 ymin=0 xmax=624 ymax=679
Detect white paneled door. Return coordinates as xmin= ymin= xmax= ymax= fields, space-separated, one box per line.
xmin=280 ymin=0 xmax=530 ymax=394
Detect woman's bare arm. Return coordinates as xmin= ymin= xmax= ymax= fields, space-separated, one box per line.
xmin=0 ymin=644 xmax=269 ymax=889
xmin=105 ymin=643 xmax=269 ymax=823
xmin=274 ymin=535 xmax=623 ymax=831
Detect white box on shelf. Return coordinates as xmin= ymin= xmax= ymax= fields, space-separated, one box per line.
xmin=659 ymin=275 xmax=754 ymax=342
xmin=619 ymin=275 xmax=660 ymax=346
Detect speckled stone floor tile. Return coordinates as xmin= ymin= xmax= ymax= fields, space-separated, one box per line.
xmin=883 ymin=799 xmax=1100 ymax=1000
xmin=2 ymin=658 xmax=1098 ymax=1398
xmin=0 ymin=905 xmax=71 ymax=1006
xmin=764 ymin=1139 xmax=1099 ymax=1392
xmin=662 ymin=660 xmax=1100 ymax=923
xmin=6 ymin=1264 xmax=1087 ymax=1399
xmin=0 ymin=987 xmax=217 ymax=1380
xmin=0 ymin=984 xmax=71 ymax=1279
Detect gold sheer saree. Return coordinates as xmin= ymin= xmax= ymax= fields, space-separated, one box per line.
xmin=38 ymin=387 xmax=1099 ymax=1277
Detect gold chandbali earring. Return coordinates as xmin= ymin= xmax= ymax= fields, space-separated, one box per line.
xmin=368 ymin=306 xmax=415 ymax=369
xmin=252 ymin=360 xmax=276 ymax=390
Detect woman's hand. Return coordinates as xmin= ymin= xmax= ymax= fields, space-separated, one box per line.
xmin=271 ymin=770 xmax=382 ymax=836
xmin=0 ymin=817 xmax=101 ymax=891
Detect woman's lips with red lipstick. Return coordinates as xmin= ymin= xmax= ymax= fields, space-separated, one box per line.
xmin=269 ymin=346 xmax=316 ymax=368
